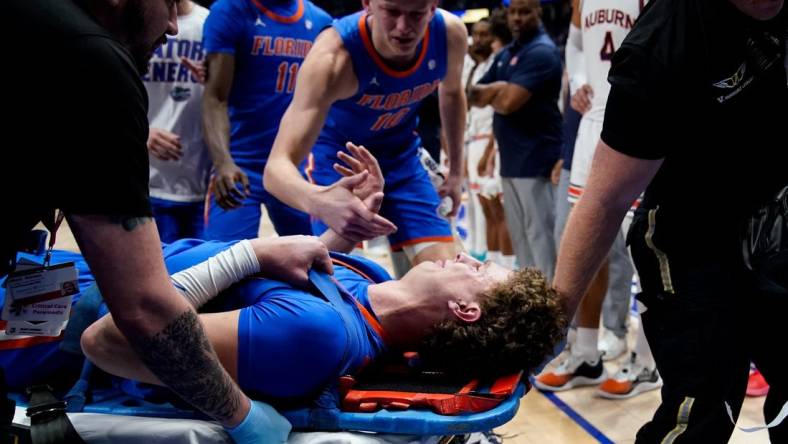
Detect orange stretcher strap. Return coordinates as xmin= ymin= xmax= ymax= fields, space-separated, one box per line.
xmin=330 ymin=258 xmax=388 ymax=343
xmin=341 ymin=371 xmax=523 ymax=415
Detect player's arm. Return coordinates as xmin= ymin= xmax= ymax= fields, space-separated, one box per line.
xmin=264 ymin=30 xmax=396 ymax=241
xmin=566 ymin=0 xmax=592 ymax=113
xmin=437 ymin=11 xmax=468 ymax=217
xmin=571 ymin=0 xmax=581 ymax=28
xmin=203 ymin=53 xmax=250 ymax=209
xmin=566 ymin=0 xmax=586 ymax=94
xmin=265 ymin=29 xmax=356 ymax=209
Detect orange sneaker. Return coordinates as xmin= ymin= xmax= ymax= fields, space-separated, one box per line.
xmin=534 ymin=352 xmax=607 ymax=392
xmin=597 ymin=352 xmax=662 ymax=400
xmin=746 ymin=368 xmax=769 ymax=397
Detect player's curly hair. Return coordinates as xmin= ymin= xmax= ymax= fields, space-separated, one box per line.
xmin=417 ymin=267 xmax=566 ymax=379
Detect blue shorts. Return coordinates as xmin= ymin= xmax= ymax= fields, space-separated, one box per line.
xmin=204 ymin=161 xmax=312 ymax=241
xmin=309 ymin=142 xmax=453 ymax=251
xmin=150 ymin=197 xmax=205 ymax=243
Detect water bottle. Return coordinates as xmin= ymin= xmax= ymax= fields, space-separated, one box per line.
xmin=418 ymin=147 xmax=453 ymax=218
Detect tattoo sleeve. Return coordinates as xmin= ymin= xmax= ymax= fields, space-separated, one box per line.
xmin=129 ymin=310 xmax=242 ymax=422
xmin=110 ymin=216 xmax=153 ymax=232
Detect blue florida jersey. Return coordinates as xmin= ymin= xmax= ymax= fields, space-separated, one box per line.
xmin=157 ymin=240 xmax=390 ymax=400
xmin=203 ymin=0 xmax=332 ymax=165
xmin=317 ymin=10 xmax=448 ymax=157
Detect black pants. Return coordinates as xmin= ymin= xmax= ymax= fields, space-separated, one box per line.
xmin=628 ymin=208 xmax=787 ymax=444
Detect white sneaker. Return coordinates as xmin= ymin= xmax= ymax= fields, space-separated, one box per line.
xmin=597 ymin=352 xmax=662 ymax=399
xmin=534 ymin=351 xmax=607 ymax=392
xmin=599 ymin=328 xmax=627 ymax=361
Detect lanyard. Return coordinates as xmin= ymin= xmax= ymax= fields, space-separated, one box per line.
xmin=41 ymin=210 xmax=64 ymax=267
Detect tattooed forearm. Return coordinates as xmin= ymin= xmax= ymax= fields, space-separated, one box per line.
xmin=129 ymin=310 xmax=243 ymax=422
xmin=110 ymin=216 xmax=152 ymax=232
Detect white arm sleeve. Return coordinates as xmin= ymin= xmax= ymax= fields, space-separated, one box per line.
xmin=170 ymin=240 xmax=260 ymax=308
xmin=565 ymin=24 xmax=587 ymax=96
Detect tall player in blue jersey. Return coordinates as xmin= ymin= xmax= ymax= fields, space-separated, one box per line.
xmin=264 ymin=0 xmax=469 ymax=267
xmin=201 ymin=0 xmax=332 ymax=241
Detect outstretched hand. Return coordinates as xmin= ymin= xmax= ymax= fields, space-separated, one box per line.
xmin=333 ymin=142 xmax=384 ymax=200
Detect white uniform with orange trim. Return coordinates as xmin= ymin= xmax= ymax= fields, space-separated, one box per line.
xmin=568 ymin=0 xmax=644 ymax=206
xmin=463 ymin=53 xmax=496 ymax=192
xmin=462 ymin=52 xmax=496 ymax=255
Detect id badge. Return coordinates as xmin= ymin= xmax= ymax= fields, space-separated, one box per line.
xmin=1 ymin=261 xmax=77 ymax=336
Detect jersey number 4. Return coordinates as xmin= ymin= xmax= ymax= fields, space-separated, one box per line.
xmin=276 ymin=62 xmax=299 ymax=93
xmin=600 ymin=31 xmax=616 ymax=61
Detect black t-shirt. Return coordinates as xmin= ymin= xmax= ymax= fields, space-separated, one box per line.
xmin=601 ymin=0 xmax=787 ymax=255
xmin=2 ymin=0 xmax=152 ymax=273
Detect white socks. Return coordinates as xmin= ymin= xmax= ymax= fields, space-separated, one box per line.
xmin=487 ymin=251 xmax=501 ymax=265
xmin=487 ymin=251 xmax=517 ymax=269
xmin=575 ymin=327 xmax=599 ymax=361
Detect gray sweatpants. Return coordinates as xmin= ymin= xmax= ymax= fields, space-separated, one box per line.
xmin=604 ymin=228 xmax=635 ymax=337
xmin=502 ymin=176 xmax=556 ymax=280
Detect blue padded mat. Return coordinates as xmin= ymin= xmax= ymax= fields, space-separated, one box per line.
xmin=10 ymin=384 xmax=526 ymax=435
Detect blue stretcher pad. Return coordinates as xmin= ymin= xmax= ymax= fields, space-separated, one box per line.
xmin=11 ymin=384 xmax=526 ymax=436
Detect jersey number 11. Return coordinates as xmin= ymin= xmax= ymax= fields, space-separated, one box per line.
xmin=276 ymin=62 xmax=299 ymax=93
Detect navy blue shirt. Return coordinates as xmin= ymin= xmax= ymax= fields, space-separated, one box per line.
xmin=479 ymin=27 xmax=562 ymax=178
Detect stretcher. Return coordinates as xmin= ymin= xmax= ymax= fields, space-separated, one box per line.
xmin=8 ymin=380 xmax=525 ymax=443
xmin=3 ymin=249 xmax=528 ymax=443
